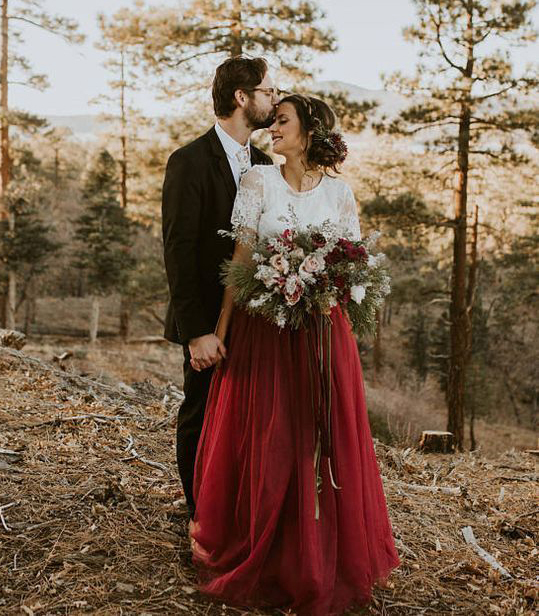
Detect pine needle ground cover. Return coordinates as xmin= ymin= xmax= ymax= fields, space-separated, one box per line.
xmin=0 ymin=346 xmax=537 ymax=616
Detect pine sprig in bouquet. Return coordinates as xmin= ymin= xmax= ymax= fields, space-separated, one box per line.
xmin=220 ymin=222 xmax=391 ymax=337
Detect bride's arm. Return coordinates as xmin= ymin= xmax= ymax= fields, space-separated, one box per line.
xmin=214 ymin=166 xmax=264 ymax=349
xmin=215 ymin=234 xmax=255 ymax=345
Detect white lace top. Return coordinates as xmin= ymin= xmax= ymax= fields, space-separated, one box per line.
xmin=230 ymin=164 xmax=361 ymax=244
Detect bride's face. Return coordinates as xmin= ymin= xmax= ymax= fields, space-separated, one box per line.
xmin=269 ymin=102 xmax=309 ymax=158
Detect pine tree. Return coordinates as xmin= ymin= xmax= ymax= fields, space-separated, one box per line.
xmin=0 ymin=151 xmax=60 ymax=331
xmin=377 ymin=0 xmax=538 ymax=451
xmin=73 ymin=150 xmax=135 ymax=343
xmin=98 ymin=0 xmax=337 ymax=98
xmin=0 ymin=0 xmax=83 ymax=329
xmin=93 ymin=18 xmax=149 ymax=339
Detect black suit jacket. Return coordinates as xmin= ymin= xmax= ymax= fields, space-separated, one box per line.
xmin=162 ymin=126 xmax=273 ymax=345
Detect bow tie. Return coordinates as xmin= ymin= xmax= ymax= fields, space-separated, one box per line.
xmin=235 ymin=145 xmax=251 ymax=176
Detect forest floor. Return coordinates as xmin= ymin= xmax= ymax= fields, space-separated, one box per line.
xmin=1 ymin=301 xmax=537 ymax=615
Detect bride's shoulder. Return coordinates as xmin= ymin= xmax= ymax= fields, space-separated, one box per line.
xmin=241 ymin=163 xmax=275 ymax=183
xmin=324 ymin=174 xmax=354 ymax=196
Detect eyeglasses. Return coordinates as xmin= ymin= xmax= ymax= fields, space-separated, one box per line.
xmin=245 ymin=87 xmax=283 ymax=98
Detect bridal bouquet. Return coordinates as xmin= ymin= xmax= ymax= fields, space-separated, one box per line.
xmin=220 ymin=223 xmax=391 ymax=337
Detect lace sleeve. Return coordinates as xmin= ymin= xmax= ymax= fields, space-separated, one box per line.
xmin=340 ymin=183 xmax=362 ymax=241
xmin=230 ymin=166 xmax=265 ymax=246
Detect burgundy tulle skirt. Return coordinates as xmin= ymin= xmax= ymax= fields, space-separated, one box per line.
xmin=190 ymin=305 xmax=400 ymax=615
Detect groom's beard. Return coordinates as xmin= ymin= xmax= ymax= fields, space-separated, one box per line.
xmin=245 ymin=101 xmax=275 ymax=130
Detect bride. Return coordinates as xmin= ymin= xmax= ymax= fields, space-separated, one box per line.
xmin=189 ymin=94 xmax=400 ymax=616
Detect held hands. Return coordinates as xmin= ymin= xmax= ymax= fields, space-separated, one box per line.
xmin=189 ymin=333 xmax=227 ymax=372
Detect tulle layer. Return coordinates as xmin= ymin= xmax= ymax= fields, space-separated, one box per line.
xmin=190 ymin=306 xmax=400 ymax=615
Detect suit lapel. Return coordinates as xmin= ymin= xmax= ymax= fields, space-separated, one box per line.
xmin=207 ymin=126 xmax=237 ymax=201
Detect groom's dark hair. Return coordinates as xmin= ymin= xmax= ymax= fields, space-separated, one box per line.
xmin=212 ymin=56 xmax=268 ymax=118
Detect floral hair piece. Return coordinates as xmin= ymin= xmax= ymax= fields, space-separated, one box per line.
xmin=312 ymin=119 xmax=348 ymax=163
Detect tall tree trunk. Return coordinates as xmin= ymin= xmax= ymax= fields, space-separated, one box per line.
xmin=466 ymin=204 xmax=479 ymax=451
xmin=447 ymin=9 xmax=474 ymax=452
xmin=89 ymin=295 xmax=100 ymax=343
xmin=0 ymin=0 xmax=8 ymax=221
xmin=118 ymin=48 xmax=130 ymax=341
xmin=231 ymin=0 xmax=243 ymax=56
xmin=1 ymin=0 xmax=15 ymax=330
xmin=119 ymin=49 xmax=128 ymax=211
xmin=119 ymin=295 xmax=130 ymax=340
xmin=53 ymin=145 xmax=59 ymax=210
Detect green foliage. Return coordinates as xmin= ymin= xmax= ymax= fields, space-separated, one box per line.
xmin=72 ymin=150 xmax=136 ymax=295
xmin=403 ymin=309 xmax=430 ymax=383
xmin=377 ymin=0 xmax=538 ymax=162
xmin=99 ymin=0 xmax=337 ymax=97
xmin=0 ymin=198 xmax=60 ymax=281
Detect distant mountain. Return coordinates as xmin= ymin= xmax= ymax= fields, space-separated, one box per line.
xmin=313 ymin=80 xmax=409 ymax=119
xmin=45 ymin=81 xmax=412 ymax=140
xmin=46 ymin=115 xmax=100 ymax=138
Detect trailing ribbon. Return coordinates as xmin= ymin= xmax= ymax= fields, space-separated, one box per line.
xmin=306 ymin=312 xmax=341 ymax=520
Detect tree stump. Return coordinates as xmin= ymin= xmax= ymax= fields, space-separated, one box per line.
xmin=419 ymin=430 xmax=455 ymax=453
xmin=0 ymin=329 xmax=26 ymax=350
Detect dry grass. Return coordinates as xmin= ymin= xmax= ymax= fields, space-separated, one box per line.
xmin=1 ymin=342 xmax=537 ymax=615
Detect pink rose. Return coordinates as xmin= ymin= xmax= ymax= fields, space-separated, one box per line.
xmin=284 ymin=274 xmax=304 ymax=306
xmin=269 ymin=254 xmax=290 ymax=275
xmin=299 ymin=254 xmax=325 ymax=280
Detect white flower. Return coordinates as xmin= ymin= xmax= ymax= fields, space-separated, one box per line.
xmin=350 ymin=285 xmax=366 ymax=305
xmin=269 ymin=254 xmax=290 ymax=274
xmin=254 ymin=265 xmax=280 ymax=288
xmin=275 ymin=307 xmax=287 ymax=328
xmin=248 ymin=293 xmax=272 ymax=308
xmin=252 ymin=252 xmax=266 ymax=263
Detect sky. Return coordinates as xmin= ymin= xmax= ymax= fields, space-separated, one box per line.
xmin=12 ymin=0 xmax=539 ymax=117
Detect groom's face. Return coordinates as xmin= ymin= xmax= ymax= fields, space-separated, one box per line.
xmin=243 ymin=72 xmax=279 ymax=130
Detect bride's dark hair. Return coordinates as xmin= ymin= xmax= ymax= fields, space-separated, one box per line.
xmin=278 ymin=94 xmax=348 ymax=173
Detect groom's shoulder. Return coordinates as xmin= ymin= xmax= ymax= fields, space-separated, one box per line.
xmin=165 ymin=128 xmax=215 ymax=168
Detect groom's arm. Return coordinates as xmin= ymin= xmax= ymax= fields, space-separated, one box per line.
xmin=162 ymin=149 xmax=212 ymax=345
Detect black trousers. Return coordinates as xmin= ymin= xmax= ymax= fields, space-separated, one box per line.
xmin=177 ymin=344 xmax=215 ymax=519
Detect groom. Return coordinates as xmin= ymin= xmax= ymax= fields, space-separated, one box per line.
xmin=162 ymin=56 xmax=278 ymax=519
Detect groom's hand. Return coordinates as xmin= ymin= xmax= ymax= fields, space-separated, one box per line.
xmin=188 ymin=333 xmax=227 ymax=372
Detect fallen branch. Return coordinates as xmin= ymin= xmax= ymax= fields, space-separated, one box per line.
xmin=461 ymin=526 xmax=512 ymax=579
xmin=387 ymin=478 xmax=461 ymax=496
xmin=19 ymin=414 xmax=132 ymax=430
xmin=0 ymin=347 xmax=154 ymax=407
xmin=121 ymin=436 xmax=170 ymax=474
xmin=0 ymin=501 xmax=17 ymax=531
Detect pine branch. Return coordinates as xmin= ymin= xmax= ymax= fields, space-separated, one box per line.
xmin=428 ymin=6 xmax=466 ymax=75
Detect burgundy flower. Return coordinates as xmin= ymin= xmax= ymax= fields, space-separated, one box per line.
xmin=325 ymin=248 xmax=343 ymax=265
xmin=334 ymin=275 xmax=345 ymax=289
xmin=311 ymin=233 xmax=327 ymax=248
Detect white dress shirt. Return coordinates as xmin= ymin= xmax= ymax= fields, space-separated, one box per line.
xmin=214 ymin=121 xmax=251 ymax=188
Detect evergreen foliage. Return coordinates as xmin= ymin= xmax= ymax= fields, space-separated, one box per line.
xmin=73 ymin=150 xmax=135 ymax=296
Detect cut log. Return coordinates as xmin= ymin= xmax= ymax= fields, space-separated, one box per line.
xmin=0 ymin=328 xmax=26 ymax=349
xmin=419 ymin=430 xmax=455 ymax=453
